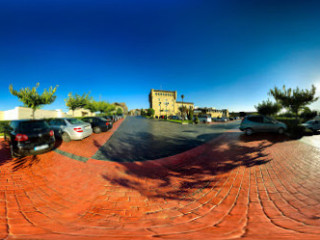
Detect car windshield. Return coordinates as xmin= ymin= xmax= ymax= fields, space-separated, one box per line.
xmin=306 ymin=120 xmax=314 ymax=124
xmin=99 ymin=117 xmax=109 ymax=121
xmin=66 ymin=118 xmax=84 ymax=124
xmin=19 ymin=121 xmax=49 ymax=133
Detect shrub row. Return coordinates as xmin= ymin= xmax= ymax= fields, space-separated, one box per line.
xmin=0 ymin=121 xmax=10 ymax=134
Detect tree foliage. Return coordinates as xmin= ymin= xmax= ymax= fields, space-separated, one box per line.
xmin=84 ymin=100 xmax=98 ymax=113
xmin=9 ymin=82 xmax=58 ymax=119
xmin=269 ymin=85 xmax=318 ymax=121
xmin=188 ymin=107 xmax=194 ymax=121
xmin=95 ymin=101 xmax=113 ymax=114
xmin=255 ymin=99 xmax=282 ymax=116
xmin=65 ymin=92 xmax=91 ymax=115
xmin=147 ymin=108 xmax=155 ymax=117
xmin=116 ymin=107 xmax=123 ymax=115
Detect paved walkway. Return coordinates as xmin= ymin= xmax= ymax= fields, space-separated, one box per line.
xmin=0 ymin=118 xmax=319 ymax=239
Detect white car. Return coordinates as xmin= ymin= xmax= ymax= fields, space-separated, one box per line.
xmin=198 ymin=115 xmax=212 ymax=123
xmin=216 ymin=117 xmax=228 ymax=122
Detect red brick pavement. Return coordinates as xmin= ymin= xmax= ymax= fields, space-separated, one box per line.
xmin=56 ymin=118 xmax=124 ymax=158
xmin=0 ymin=126 xmax=319 ymax=239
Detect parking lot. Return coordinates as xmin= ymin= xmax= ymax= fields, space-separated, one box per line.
xmin=92 ymin=116 xmax=241 ymax=162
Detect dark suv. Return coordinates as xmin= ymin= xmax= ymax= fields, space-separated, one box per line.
xmin=5 ymin=120 xmax=55 ymax=157
xmin=82 ymin=117 xmax=112 ymax=133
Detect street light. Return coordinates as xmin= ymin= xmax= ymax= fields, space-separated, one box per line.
xmin=181 ymin=94 xmax=184 ymax=124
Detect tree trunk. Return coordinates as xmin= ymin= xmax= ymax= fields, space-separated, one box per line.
xmin=32 ymin=109 xmax=35 ymax=120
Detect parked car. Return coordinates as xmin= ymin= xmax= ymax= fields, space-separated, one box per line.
xmin=216 ymin=117 xmax=228 ymax=122
xmin=82 ymin=117 xmax=112 ymax=133
xmin=105 ymin=115 xmax=118 ymax=123
xmin=301 ymin=119 xmax=320 ymax=133
xmin=169 ymin=115 xmax=182 ymax=120
xmin=4 ymin=120 xmax=55 ymax=157
xmin=198 ymin=115 xmax=212 ymax=123
xmin=240 ymin=115 xmax=287 ymax=135
xmin=48 ymin=118 xmax=92 ymax=142
xmin=99 ymin=117 xmax=113 ymax=129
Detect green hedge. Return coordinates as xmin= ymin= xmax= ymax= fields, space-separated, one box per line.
xmin=0 ymin=121 xmax=10 ymax=133
xmin=275 ymin=117 xmax=307 ymax=138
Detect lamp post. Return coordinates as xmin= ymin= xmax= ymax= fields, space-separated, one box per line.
xmin=159 ymin=101 xmax=162 ymax=119
xmin=181 ymin=94 xmax=184 ymax=124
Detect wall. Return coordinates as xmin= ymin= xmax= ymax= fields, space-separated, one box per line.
xmin=67 ymin=108 xmax=96 ymax=117
xmin=150 ymin=89 xmax=177 ymax=117
xmin=2 ymin=107 xmax=69 ymax=120
xmin=4 ymin=108 xmax=19 ymax=120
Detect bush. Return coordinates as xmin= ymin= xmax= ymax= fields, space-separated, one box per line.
xmin=276 ymin=117 xmax=306 ymax=138
xmin=0 ymin=121 xmax=10 ymax=134
xmin=194 ymin=115 xmax=199 ymax=124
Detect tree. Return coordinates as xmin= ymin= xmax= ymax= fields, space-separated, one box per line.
xmin=178 ymin=106 xmax=188 ymax=115
xmin=116 ymin=107 xmax=123 ymax=115
xmin=147 ymin=108 xmax=155 ymax=117
xmin=255 ymin=99 xmax=282 ymax=116
xmin=269 ymin=85 xmax=319 ymax=122
xmin=95 ymin=101 xmax=114 ymax=115
xmin=188 ymin=107 xmax=194 ymax=121
xmin=65 ymin=92 xmax=91 ymax=116
xmin=300 ymin=107 xmax=318 ymax=121
xmin=84 ymin=100 xmax=98 ymax=114
xmin=9 ymin=82 xmax=58 ymax=119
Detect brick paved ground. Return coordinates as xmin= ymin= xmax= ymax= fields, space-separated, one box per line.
xmin=0 ymin=119 xmax=319 ymax=239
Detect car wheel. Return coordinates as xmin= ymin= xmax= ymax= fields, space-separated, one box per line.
xmin=93 ymin=127 xmax=101 ymax=134
xmin=245 ymin=128 xmax=254 ymax=136
xmin=62 ymin=132 xmax=71 ymax=142
xmin=278 ymin=127 xmax=285 ymax=135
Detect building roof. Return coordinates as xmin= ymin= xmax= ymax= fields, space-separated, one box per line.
xmin=152 ymin=89 xmax=176 ymax=93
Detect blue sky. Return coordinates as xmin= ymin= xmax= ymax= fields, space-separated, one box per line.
xmin=0 ymin=0 xmax=319 ymax=112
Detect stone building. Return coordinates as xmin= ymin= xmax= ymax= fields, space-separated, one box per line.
xmin=194 ymin=107 xmax=229 ymax=118
xmin=113 ymin=102 xmax=128 ymax=115
xmin=149 ymin=89 xmax=194 ymax=118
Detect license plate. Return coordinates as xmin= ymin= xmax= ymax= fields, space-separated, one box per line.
xmin=85 ymin=126 xmax=90 ymax=129
xmin=34 ymin=144 xmax=49 ymax=151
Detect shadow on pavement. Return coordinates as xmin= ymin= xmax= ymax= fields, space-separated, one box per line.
xmin=0 ymin=141 xmax=11 ymax=166
xmin=101 ymin=132 xmax=276 ymax=201
xmin=0 ymin=137 xmax=63 ymax=171
xmin=238 ymin=132 xmax=291 ymax=143
xmin=93 ymin=132 xmax=221 ymax=162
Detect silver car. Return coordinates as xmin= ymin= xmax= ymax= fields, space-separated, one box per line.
xmin=48 ymin=118 xmax=92 ymax=142
xmin=301 ymin=119 xmax=320 ymax=133
xmin=240 ymin=115 xmax=287 ymax=135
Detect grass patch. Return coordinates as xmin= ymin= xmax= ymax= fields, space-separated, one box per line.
xmin=166 ymin=119 xmax=193 ymax=124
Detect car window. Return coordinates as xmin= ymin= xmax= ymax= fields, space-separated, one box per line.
xmin=264 ymin=116 xmax=274 ymax=123
xmin=66 ymin=118 xmax=83 ymax=124
xmin=18 ymin=121 xmax=49 ymax=133
xmin=10 ymin=121 xmax=18 ymax=129
xmin=247 ymin=116 xmax=263 ymax=123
